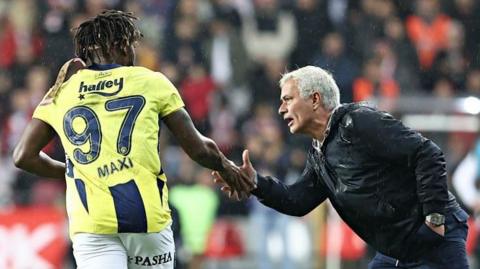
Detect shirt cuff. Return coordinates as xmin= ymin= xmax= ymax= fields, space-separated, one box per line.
xmin=423 ymin=201 xmax=447 ymax=216
xmin=251 ymin=174 xmax=268 ymax=198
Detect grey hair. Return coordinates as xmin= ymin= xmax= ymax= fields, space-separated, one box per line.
xmin=279 ymin=66 xmax=340 ymax=111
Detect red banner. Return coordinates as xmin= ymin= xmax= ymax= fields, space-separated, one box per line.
xmin=0 ymin=206 xmax=68 ymax=269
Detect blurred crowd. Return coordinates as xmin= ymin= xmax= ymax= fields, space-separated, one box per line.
xmin=1 ymin=0 xmax=480 ymax=268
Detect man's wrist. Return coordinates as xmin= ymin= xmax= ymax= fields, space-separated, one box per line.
xmin=218 ymin=155 xmax=232 ymax=173
xmin=252 ymin=171 xmax=258 ymax=190
xmin=425 ymin=213 xmax=445 ymax=227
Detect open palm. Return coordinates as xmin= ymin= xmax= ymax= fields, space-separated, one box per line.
xmin=212 ymin=150 xmax=257 ymax=200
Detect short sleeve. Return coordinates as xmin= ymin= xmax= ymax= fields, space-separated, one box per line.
xmin=32 ymin=99 xmax=56 ymax=125
xmin=155 ymin=73 xmax=185 ymax=118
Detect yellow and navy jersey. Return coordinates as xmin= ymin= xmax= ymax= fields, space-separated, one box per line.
xmin=33 ymin=64 xmax=184 ymax=237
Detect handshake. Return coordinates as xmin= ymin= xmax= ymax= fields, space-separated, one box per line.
xmin=212 ymin=150 xmax=257 ymax=200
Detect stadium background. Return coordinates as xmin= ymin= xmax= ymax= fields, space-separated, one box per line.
xmin=1 ymin=0 xmax=480 ymax=268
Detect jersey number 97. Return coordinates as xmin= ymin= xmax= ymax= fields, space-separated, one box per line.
xmin=63 ymin=95 xmax=145 ymax=164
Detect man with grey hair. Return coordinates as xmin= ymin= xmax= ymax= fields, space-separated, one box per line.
xmin=214 ymin=66 xmax=469 ymax=268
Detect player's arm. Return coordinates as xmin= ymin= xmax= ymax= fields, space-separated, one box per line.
xmin=13 ymin=119 xmax=65 ymax=179
xmin=214 ymin=151 xmax=327 ymax=216
xmin=163 ymin=108 xmax=255 ymax=194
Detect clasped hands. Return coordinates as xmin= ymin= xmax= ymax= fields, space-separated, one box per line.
xmin=212 ymin=150 xmax=257 ymax=200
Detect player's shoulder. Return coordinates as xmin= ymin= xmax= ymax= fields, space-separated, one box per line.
xmin=127 ymin=66 xmax=171 ymax=82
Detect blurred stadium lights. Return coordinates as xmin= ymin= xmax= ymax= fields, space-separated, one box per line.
xmin=458 ymin=96 xmax=480 ymax=115
xmin=370 ymin=97 xmax=480 ymax=132
xmin=402 ymin=114 xmax=478 ymax=132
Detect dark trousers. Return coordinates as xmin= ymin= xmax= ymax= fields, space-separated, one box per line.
xmin=368 ymin=208 xmax=469 ymax=269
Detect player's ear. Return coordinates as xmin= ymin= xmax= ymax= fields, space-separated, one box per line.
xmin=312 ymin=92 xmax=321 ymax=111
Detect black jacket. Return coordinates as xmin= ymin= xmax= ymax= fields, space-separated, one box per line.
xmin=252 ymin=103 xmax=459 ymax=261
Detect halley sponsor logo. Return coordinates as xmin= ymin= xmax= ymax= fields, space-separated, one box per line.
xmin=78 ymin=77 xmax=124 ymax=96
xmin=128 ymin=252 xmax=173 ymax=266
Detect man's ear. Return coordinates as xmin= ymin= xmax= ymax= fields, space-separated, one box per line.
xmin=312 ymin=92 xmax=321 ymax=110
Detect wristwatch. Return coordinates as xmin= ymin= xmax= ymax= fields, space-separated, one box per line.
xmin=425 ymin=213 xmax=445 ymax=227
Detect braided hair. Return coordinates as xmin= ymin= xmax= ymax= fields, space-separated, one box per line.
xmin=72 ymin=10 xmax=142 ymax=64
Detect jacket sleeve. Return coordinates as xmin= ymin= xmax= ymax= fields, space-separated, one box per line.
xmin=251 ymin=158 xmax=328 ymax=217
xmin=350 ymin=107 xmax=449 ymax=216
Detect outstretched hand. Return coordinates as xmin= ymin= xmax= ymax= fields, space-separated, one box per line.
xmin=213 ymin=150 xmax=257 ymax=200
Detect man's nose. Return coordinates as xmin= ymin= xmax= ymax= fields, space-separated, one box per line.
xmin=278 ymin=104 xmax=286 ymax=116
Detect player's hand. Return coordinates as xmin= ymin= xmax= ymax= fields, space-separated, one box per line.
xmin=53 ymin=58 xmax=86 ymax=88
xmin=64 ymin=58 xmax=87 ymax=80
xmin=41 ymin=58 xmax=86 ymax=105
xmin=213 ymin=150 xmax=257 ymax=200
xmin=212 ymin=175 xmax=240 ymax=200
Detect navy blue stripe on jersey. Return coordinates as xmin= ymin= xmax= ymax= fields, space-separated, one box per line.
xmin=74 ymin=178 xmax=88 ymax=213
xmin=88 ymin=63 xmax=122 ymax=70
xmin=157 ymin=115 xmax=162 ymax=175
xmin=157 ymin=178 xmax=164 ymax=206
xmin=109 ymin=180 xmax=147 ymax=233
xmin=66 ymin=157 xmax=74 ymax=178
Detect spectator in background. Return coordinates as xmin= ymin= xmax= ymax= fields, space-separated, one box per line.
xmin=3 ymin=89 xmax=36 ymax=205
xmin=180 ymin=64 xmax=216 ymax=132
xmin=352 ymin=57 xmax=400 ymax=102
xmin=124 ymin=1 xmax=161 ymax=71
xmin=40 ymin=0 xmax=76 ymax=72
xmin=448 ymin=0 xmax=480 ymax=68
xmin=25 ymin=66 xmax=50 ymax=108
xmin=406 ymin=0 xmax=452 ymax=88
xmin=383 ymin=16 xmax=421 ymax=93
xmin=163 ymin=0 xmax=208 ymax=69
xmin=210 ymin=0 xmax=242 ymax=29
xmin=170 ymin=165 xmax=219 ymax=269
xmin=0 ymin=15 xmax=17 ymax=69
xmin=432 ymin=77 xmax=455 ymax=98
xmin=351 ymin=0 xmax=396 ymax=62
xmin=242 ymin=0 xmax=296 ymax=63
xmin=249 ymin=58 xmax=286 ymax=108
xmin=465 ymin=69 xmax=480 ymax=96
xmin=208 ymin=95 xmax=238 ymax=155
xmin=3 ymin=90 xmax=31 ymax=156
xmin=453 ymin=140 xmax=480 ymax=217
xmin=430 ymin=21 xmax=467 ymax=90
xmin=0 ymin=70 xmax=13 ymax=126
xmin=203 ymin=9 xmax=249 ymax=90
xmin=9 ymin=0 xmax=43 ymax=83
xmin=452 ymin=137 xmax=480 ymax=266
xmin=202 ymin=7 xmax=251 ymax=119
xmin=312 ymin=32 xmax=358 ymax=103
xmin=241 ymin=104 xmax=297 ymax=269
xmin=169 ymin=16 xmax=205 ymax=68
xmin=290 ymin=0 xmax=331 ymax=68
xmin=325 ymin=0 xmax=349 ymax=31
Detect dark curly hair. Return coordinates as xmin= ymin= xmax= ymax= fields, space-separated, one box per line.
xmin=72 ymin=10 xmax=142 ymax=64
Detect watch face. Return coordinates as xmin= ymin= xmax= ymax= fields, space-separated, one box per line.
xmin=427 ymin=214 xmax=445 ymax=226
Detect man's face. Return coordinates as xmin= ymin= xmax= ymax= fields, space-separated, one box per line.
xmin=278 ymin=79 xmax=315 ymax=134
